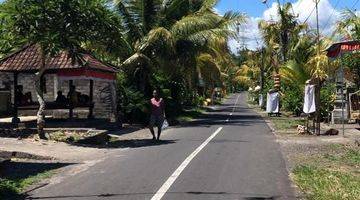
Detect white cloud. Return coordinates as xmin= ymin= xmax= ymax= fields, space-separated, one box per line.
xmin=292 ymin=0 xmax=340 ymax=35
xmin=228 ymin=17 xmax=263 ymax=53
xmin=228 ymin=0 xmax=341 ymax=53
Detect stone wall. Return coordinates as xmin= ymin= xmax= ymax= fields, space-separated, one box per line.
xmin=57 ymin=78 xmax=114 ymax=119
xmin=0 ymin=72 xmax=115 ymax=119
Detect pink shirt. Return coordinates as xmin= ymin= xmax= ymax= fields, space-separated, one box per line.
xmin=151 ymin=98 xmax=164 ymax=116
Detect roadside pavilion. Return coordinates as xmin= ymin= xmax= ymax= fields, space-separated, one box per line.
xmin=0 ymin=44 xmax=118 ymax=123
xmin=326 ymin=40 xmax=360 ymax=134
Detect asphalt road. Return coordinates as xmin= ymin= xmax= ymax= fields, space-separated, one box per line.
xmin=28 ymin=93 xmax=296 ymax=200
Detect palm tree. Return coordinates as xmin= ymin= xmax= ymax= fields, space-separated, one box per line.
xmin=280 ymin=36 xmax=315 ymax=88
xmin=114 ymin=0 xmax=247 ymax=96
xmin=337 ymin=9 xmax=360 ymax=40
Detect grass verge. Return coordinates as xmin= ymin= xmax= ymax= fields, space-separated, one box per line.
xmin=176 ymin=107 xmax=205 ymax=122
xmin=292 ymin=144 xmax=360 ymax=200
xmin=0 ymin=170 xmax=54 ymax=199
xmin=270 ymin=117 xmax=306 ymax=132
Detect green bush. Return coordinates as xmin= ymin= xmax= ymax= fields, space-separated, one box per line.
xmin=0 ymin=179 xmax=19 ymax=199
xmin=320 ymin=83 xmax=335 ymax=122
xmin=282 ymin=85 xmax=303 ymax=116
xmin=117 ymin=84 xmax=149 ymax=124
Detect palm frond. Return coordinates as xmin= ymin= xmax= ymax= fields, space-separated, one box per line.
xmin=171 ymin=12 xmax=220 ymax=38
xmin=121 ymin=52 xmax=151 ymax=67
xmin=113 ymin=0 xmax=143 ymax=43
xmin=126 ymin=0 xmax=161 ymax=32
xmin=337 ymin=9 xmax=360 ymax=40
xmin=220 ymin=11 xmax=248 ymax=30
xmin=172 ymin=11 xmax=246 ymax=43
xmin=161 ymin=0 xmax=189 ymax=20
xmin=137 ymin=27 xmax=174 ymax=55
xmin=196 ymin=53 xmax=221 ymax=86
xmin=280 ymin=60 xmax=310 ymax=86
xmin=198 ymin=0 xmax=219 ymax=12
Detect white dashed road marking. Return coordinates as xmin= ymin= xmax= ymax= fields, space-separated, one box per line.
xmin=151 ymin=127 xmax=223 ymax=200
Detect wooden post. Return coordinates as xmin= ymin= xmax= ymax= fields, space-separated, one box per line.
xmin=68 ymin=80 xmax=73 ymax=119
xmin=88 ymin=79 xmax=94 ymax=119
xmin=11 ymin=73 xmax=20 ymax=124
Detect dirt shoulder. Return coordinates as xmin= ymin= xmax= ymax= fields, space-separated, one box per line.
xmin=0 ymin=125 xmax=155 ymax=199
xmin=249 ymin=104 xmax=360 ymax=200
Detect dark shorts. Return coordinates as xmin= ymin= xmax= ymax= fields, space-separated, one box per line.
xmin=149 ymin=115 xmax=164 ymax=127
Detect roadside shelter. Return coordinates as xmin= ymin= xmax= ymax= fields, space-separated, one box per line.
xmin=326 ymin=40 xmax=360 ymax=134
xmin=0 ymin=44 xmax=118 ymax=123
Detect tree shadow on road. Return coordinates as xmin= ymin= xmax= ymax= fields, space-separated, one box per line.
xmin=0 ymin=161 xmax=74 ymax=200
xmin=106 ymin=139 xmax=177 ymax=148
xmin=179 ymin=113 xmax=266 ymax=128
xmin=27 ymin=191 xmax=294 ymax=199
xmin=72 ymin=138 xmax=177 ymax=149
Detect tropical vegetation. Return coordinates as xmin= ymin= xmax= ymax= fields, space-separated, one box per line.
xmin=0 ymin=0 xmax=359 ymax=132
xmin=0 ymin=0 xmax=246 ymax=131
xmin=237 ymin=2 xmax=359 ymax=125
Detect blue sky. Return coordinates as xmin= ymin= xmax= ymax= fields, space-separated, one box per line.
xmin=215 ymin=0 xmax=357 ymax=17
xmin=0 ymin=0 xmax=358 ymax=51
xmin=215 ymin=0 xmax=359 ymax=51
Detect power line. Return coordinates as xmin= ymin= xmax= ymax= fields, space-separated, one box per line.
xmin=302 ymin=6 xmax=316 ymax=24
xmin=320 ymin=0 xmax=341 ymax=35
xmin=352 ymin=0 xmax=360 ymax=9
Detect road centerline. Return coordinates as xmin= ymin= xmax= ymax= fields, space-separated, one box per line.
xmin=227 ymin=94 xmax=241 ymax=122
xmin=232 ymin=94 xmax=240 ymax=113
xmin=150 ymin=127 xmax=223 ymax=200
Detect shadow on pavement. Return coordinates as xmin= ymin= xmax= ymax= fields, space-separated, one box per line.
xmin=180 ymin=113 xmax=265 ymax=128
xmin=0 ymin=161 xmax=74 ymax=200
xmin=72 ymin=139 xmax=177 ymax=149
xmin=107 ymin=139 xmax=176 ymax=148
xmin=27 ymin=191 xmax=294 ymax=199
xmin=1 ymin=161 xmax=73 ymax=180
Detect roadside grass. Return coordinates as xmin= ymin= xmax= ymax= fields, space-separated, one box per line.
xmin=0 ymin=170 xmax=54 ymax=199
xmin=49 ymin=130 xmax=83 ymax=143
xmin=48 ymin=130 xmax=109 ymax=145
xmin=270 ymin=117 xmax=306 ymax=132
xmin=176 ymin=107 xmax=205 ymax=122
xmin=292 ymin=144 xmax=360 ymax=200
xmin=247 ymin=102 xmax=306 ymax=134
xmin=248 ymin=99 xmax=360 ymax=199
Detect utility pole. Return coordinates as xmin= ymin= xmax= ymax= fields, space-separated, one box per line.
xmin=314 ymin=0 xmax=321 ymax=135
xmin=315 ymin=0 xmax=320 ymax=54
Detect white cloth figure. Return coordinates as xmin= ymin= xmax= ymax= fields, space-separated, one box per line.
xmin=266 ymin=92 xmax=279 ymax=113
xmin=259 ymin=94 xmax=263 ymax=107
xmin=303 ymin=84 xmax=316 ymax=114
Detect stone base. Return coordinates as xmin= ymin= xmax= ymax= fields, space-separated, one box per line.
xmin=52 ymin=109 xmax=90 ymax=119
xmin=331 ymin=109 xmax=348 ymax=124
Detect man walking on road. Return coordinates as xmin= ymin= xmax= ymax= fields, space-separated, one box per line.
xmin=149 ymin=89 xmax=165 ymax=140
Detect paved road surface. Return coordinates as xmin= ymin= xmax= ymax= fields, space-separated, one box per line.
xmin=29 ymin=93 xmax=296 ymax=200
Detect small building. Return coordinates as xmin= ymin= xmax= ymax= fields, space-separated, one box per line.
xmin=326 ymin=40 xmax=360 ymax=124
xmin=0 ymin=44 xmax=118 ymax=122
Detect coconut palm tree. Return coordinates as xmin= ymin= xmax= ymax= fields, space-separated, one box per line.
xmin=114 ymin=0 xmax=247 ymax=95
xmin=280 ymin=37 xmax=338 ymax=88
xmin=337 ymin=9 xmax=360 ymax=40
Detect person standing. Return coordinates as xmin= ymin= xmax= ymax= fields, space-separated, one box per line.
xmin=149 ymin=89 xmax=165 ymax=140
xmin=67 ymin=85 xmax=78 ymax=105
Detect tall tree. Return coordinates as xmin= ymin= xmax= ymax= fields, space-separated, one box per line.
xmin=115 ymin=0 xmax=246 ymax=96
xmin=337 ymin=9 xmax=360 ymax=40
xmin=1 ymin=0 xmax=126 ymax=138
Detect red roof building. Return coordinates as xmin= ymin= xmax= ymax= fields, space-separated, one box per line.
xmin=0 ymin=44 xmax=118 ymax=122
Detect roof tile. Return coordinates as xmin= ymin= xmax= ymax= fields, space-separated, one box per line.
xmin=0 ymin=44 xmax=117 ymax=73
